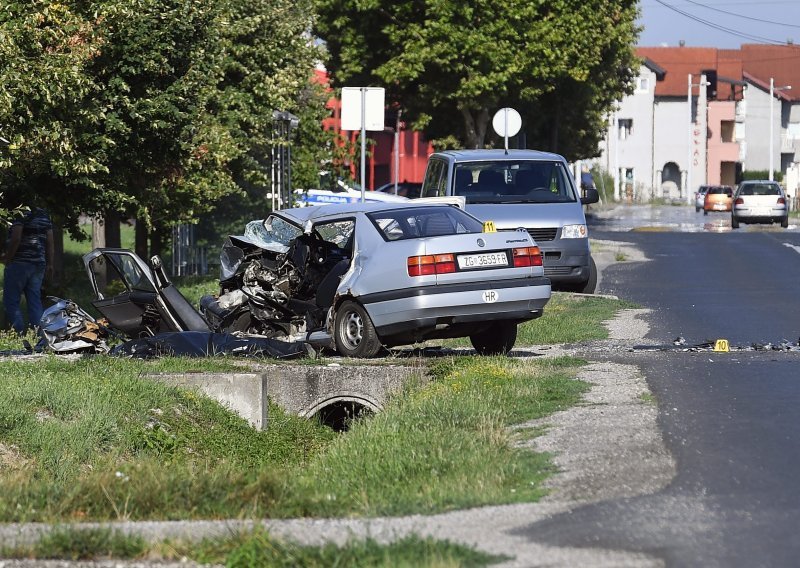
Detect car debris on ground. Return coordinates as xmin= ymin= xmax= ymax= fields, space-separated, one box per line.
xmin=631 ymin=336 xmax=800 ymax=352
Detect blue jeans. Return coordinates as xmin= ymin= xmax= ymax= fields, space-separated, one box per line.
xmin=3 ymin=261 xmax=45 ymax=333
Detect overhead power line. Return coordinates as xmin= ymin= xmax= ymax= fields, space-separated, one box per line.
xmin=680 ymin=0 xmax=800 ymax=29
xmin=650 ymin=0 xmax=794 ymax=45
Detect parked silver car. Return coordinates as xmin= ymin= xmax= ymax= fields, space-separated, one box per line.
xmin=84 ymin=202 xmax=551 ymax=357
xmin=731 ymin=180 xmax=789 ymax=229
xmin=695 ymin=185 xmax=710 ymax=212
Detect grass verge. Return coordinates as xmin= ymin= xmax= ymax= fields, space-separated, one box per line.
xmin=2 ymin=527 xmax=505 ymax=567
xmin=445 ymin=292 xmax=636 ymax=348
xmin=0 ymin=355 xmax=586 ymax=522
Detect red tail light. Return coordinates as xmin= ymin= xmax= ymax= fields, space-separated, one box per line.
xmin=408 ymin=254 xmax=456 ymax=276
xmin=513 ymin=246 xmax=542 ymax=267
xmin=735 ymin=197 xmax=744 ymax=205
xmin=778 ymin=197 xmax=786 ymax=205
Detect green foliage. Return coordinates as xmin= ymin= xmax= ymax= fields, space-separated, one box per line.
xmin=740 ymin=170 xmax=783 ymax=183
xmin=591 ymin=165 xmax=616 ymax=204
xmin=315 ymin=0 xmax=640 ymax=156
xmin=0 ymin=0 xmax=329 ymax=244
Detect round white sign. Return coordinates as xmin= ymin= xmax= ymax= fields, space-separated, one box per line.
xmin=492 ymin=108 xmax=522 ymax=138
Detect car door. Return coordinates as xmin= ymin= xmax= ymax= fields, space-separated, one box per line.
xmin=83 ymin=249 xmax=163 ymax=336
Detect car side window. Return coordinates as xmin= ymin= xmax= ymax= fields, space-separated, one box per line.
xmin=314 ymin=220 xmax=355 ymax=254
xmin=422 ymin=159 xmax=446 ymax=197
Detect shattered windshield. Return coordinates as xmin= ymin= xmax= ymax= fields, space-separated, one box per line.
xmin=452 ymin=160 xmax=577 ymax=204
xmin=245 ymin=216 xmax=302 ymax=252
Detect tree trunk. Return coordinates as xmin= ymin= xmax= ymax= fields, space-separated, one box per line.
xmin=91 ymin=216 xmax=106 ymax=250
xmin=461 ymin=107 xmax=491 ymax=149
xmin=104 ymin=212 xmax=121 ymax=248
xmin=135 ymin=217 xmax=148 ymax=259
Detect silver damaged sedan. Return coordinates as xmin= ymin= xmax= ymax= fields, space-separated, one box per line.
xmin=246 ymin=202 xmax=551 ymax=357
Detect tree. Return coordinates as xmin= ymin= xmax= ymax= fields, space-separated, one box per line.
xmin=314 ymin=0 xmax=640 ymax=158
xmin=1 ymin=0 xmax=328 ymax=258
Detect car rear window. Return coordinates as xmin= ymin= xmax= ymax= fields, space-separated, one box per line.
xmin=738 ymin=183 xmax=781 ymax=196
xmin=708 ymin=187 xmax=732 ymax=196
xmin=367 ymin=206 xmax=484 ymax=241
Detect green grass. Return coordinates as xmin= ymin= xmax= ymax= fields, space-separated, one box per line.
xmin=276 ymin=356 xmax=588 ymax=517
xmin=445 ymin=293 xmax=636 ymax=349
xmin=518 ymin=293 xmax=636 ymax=344
xmin=188 ymin=530 xmax=504 ymax=567
xmin=3 ymin=528 xmax=504 ymax=567
xmin=0 ymin=355 xmax=585 ymax=522
xmin=0 ymin=357 xmax=335 ymax=522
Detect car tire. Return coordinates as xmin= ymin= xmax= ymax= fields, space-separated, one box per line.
xmin=703 ymin=209 xmax=708 ymax=216
xmin=781 ymin=215 xmax=789 ymax=228
xmin=334 ymin=300 xmax=382 ymax=358
xmin=470 ymin=321 xmax=518 ymax=356
xmin=731 ymin=215 xmax=739 ymax=229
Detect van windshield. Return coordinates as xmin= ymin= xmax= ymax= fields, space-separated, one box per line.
xmin=452 ymin=160 xmax=577 ymax=204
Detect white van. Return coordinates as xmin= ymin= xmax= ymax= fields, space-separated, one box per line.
xmin=417 ymin=149 xmax=599 ymax=292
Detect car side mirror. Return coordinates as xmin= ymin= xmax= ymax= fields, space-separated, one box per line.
xmin=581 ymin=188 xmax=600 ymax=205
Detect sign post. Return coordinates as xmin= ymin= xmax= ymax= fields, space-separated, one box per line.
xmin=492 ymin=107 xmax=522 ymax=152
xmin=341 ymin=87 xmax=385 ymax=202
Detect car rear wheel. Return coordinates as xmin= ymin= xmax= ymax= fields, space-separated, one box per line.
xmin=470 ymin=321 xmax=518 ymax=355
xmin=703 ymin=209 xmax=708 ymax=216
xmin=781 ymin=215 xmax=789 ymax=228
xmin=334 ymin=300 xmax=381 ymax=358
xmin=731 ymin=215 xmax=739 ymax=229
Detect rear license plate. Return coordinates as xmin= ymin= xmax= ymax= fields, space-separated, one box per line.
xmin=457 ymin=252 xmax=508 ymax=269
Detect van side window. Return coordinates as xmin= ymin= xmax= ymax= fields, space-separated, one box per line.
xmin=422 ymin=159 xmax=446 ymax=197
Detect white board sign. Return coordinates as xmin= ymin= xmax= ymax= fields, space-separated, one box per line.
xmin=492 ymin=107 xmax=522 ymax=138
xmin=341 ymin=87 xmax=386 ymax=131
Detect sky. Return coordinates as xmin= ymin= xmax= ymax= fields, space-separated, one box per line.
xmin=637 ymin=0 xmax=800 ymax=49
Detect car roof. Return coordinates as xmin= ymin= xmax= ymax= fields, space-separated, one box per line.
xmin=276 ymin=201 xmax=456 ymax=224
xmin=432 ymin=149 xmax=565 ymax=162
xmin=739 ymin=180 xmax=778 ymax=184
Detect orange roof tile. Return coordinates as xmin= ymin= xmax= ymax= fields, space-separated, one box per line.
xmin=635 ymin=47 xmax=743 ymax=100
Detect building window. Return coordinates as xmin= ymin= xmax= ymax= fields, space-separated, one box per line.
xmin=636 ymin=77 xmax=649 ymax=93
xmin=720 ymin=120 xmax=735 ymax=143
xmin=618 ymin=119 xmax=633 ymax=140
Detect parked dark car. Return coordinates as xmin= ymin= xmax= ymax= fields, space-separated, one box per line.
xmin=376 ymin=182 xmax=423 ymax=199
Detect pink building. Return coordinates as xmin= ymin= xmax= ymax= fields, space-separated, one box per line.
xmin=707 ymin=101 xmax=740 ymax=186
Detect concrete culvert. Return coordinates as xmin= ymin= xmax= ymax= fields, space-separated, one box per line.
xmin=314 ymin=400 xmax=374 ymax=432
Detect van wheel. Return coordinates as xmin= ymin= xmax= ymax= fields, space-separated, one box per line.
xmin=470 ymin=322 xmax=517 ymax=355
xmin=334 ymin=300 xmax=381 ymax=358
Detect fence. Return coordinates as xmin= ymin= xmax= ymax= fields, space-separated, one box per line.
xmin=171 ymin=224 xmax=210 ymax=277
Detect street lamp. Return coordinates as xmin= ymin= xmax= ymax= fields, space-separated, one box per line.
xmin=769 ymin=77 xmax=792 ymax=182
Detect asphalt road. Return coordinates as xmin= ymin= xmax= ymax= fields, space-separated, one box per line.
xmin=521 ymin=207 xmax=800 ymax=567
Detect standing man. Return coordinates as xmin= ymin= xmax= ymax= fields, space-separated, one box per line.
xmin=1 ymin=207 xmax=54 ymax=333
